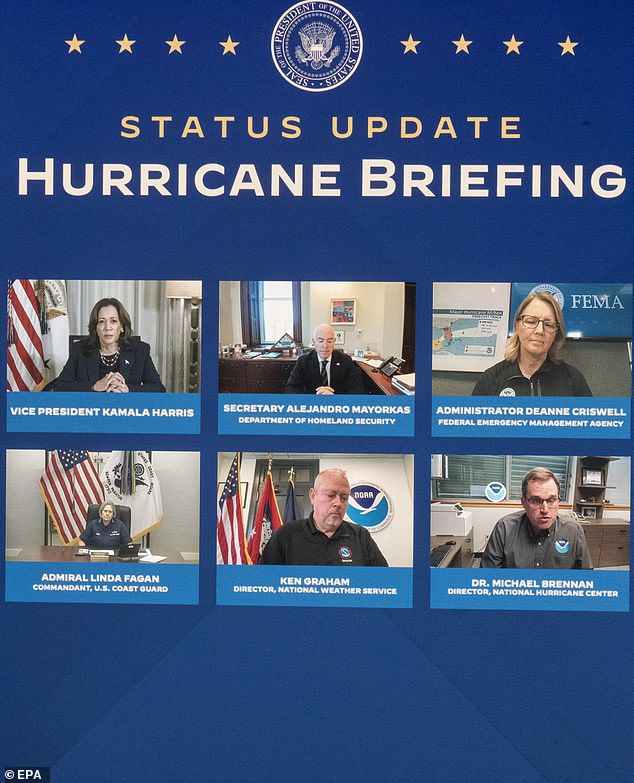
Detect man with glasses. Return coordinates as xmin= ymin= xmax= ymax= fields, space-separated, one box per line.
xmin=260 ymin=469 xmax=388 ymax=565
xmin=284 ymin=323 xmax=365 ymax=394
xmin=479 ymin=467 xmax=592 ymax=568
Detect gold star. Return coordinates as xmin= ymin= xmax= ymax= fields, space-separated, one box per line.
xmin=452 ymin=34 xmax=472 ymax=54
xmin=219 ymin=35 xmax=239 ymax=55
xmin=558 ymin=35 xmax=578 ymax=56
xmin=116 ymin=34 xmax=136 ymax=54
xmin=400 ymin=34 xmax=421 ymax=54
xmin=65 ymin=34 xmax=85 ymax=54
xmin=165 ymin=35 xmax=185 ymax=54
xmin=503 ymin=35 xmax=523 ymax=55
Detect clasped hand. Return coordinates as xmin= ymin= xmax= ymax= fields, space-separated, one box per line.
xmin=93 ymin=372 xmax=128 ymax=393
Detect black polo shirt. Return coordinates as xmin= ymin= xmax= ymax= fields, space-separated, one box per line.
xmin=259 ymin=515 xmax=388 ymax=566
xmin=471 ymin=358 xmax=592 ymax=397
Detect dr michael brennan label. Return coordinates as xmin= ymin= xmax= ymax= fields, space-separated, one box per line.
xmin=271 ymin=2 xmax=363 ymax=91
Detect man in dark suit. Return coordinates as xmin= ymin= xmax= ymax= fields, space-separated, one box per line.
xmin=284 ymin=323 xmax=365 ymax=394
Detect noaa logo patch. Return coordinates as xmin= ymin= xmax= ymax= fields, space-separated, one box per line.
xmin=338 ymin=546 xmax=352 ymax=561
xmin=485 ymin=482 xmax=507 ymax=503
xmin=345 ymin=482 xmax=393 ymax=532
xmin=555 ymin=538 xmax=571 ymax=554
xmin=529 ymin=283 xmax=565 ymax=310
xmin=271 ymin=2 xmax=363 ymax=92
xmin=499 ymin=387 xmax=516 ymax=396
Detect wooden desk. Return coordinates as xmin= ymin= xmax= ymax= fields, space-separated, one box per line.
xmin=10 ymin=546 xmax=185 ymax=564
xmin=431 ymin=532 xmax=474 ymax=568
xmin=356 ymin=361 xmax=409 ymax=396
xmin=219 ymin=355 xmax=297 ymax=393
xmin=579 ymin=519 xmax=630 ymax=568
xmin=219 ymin=353 xmax=409 ymax=395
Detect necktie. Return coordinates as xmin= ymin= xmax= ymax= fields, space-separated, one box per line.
xmin=320 ymin=360 xmax=328 ymax=386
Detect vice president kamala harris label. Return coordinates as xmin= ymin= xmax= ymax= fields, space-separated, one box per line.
xmin=271 ymin=2 xmax=363 ymax=91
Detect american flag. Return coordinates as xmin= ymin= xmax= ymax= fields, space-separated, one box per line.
xmin=39 ymin=451 xmax=105 ymax=544
xmin=217 ymin=453 xmax=251 ymax=564
xmin=7 ymin=279 xmax=46 ymax=391
xmin=247 ymin=470 xmax=283 ymax=564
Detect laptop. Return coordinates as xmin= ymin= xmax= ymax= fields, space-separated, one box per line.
xmin=116 ymin=542 xmax=141 ymax=561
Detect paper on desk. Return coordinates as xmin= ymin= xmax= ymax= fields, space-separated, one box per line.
xmin=354 ymin=358 xmax=383 ymax=368
xmin=139 ymin=554 xmax=167 ymax=563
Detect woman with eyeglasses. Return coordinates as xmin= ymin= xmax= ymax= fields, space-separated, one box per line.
xmin=472 ymin=291 xmax=592 ymax=396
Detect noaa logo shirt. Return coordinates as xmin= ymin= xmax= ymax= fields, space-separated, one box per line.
xmin=479 ymin=511 xmax=593 ymax=569
xmin=259 ymin=514 xmax=388 ymax=566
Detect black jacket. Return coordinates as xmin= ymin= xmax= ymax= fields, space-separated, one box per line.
xmin=472 ymin=357 xmax=592 ymax=397
xmin=284 ymin=350 xmax=365 ymax=394
xmin=54 ymin=339 xmax=166 ymax=392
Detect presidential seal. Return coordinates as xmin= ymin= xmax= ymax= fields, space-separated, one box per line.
xmin=271 ymin=2 xmax=363 ymax=92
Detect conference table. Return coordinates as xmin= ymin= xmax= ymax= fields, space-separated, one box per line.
xmin=9 ymin=546 xmax=186 ymax=564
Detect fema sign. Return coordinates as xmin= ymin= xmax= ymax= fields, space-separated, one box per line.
xmin=511 ymin=283 xmax=632 ymax=339
xmin=345 ymin=482 xmax=393 ymax=532
xmin=271 ymin=2 xmax=363 ymax=91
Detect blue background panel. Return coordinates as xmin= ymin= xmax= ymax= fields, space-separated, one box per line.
xmin=1 ymin=1 xmax=633 ymax=782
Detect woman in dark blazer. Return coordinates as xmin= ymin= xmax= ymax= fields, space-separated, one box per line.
xmin=55 ymin=297 xmax=166 ymax=392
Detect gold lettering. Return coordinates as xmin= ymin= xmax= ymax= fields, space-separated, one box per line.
xmin=282 ymin=116 xmax=301 ymax=138
xmin=120 ymin=116 xmax=140 ymax=139
xmin=434 ymin=117 xmax=457 ymax=139
xmin=501 ymin=116 xmax=520 ymax=138
xmin=151 ymin=116 xmax=173 ymax=138
xmin=181 ymin=116 xmax=204 ymax=138
xmin=466 ymin=116 xmax=488 ymax=138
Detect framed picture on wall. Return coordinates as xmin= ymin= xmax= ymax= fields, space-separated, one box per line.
xmin=330 ymin=298 xmax=356 ymax=325
xmin=582 ymin=469 xmax=603 ymax=486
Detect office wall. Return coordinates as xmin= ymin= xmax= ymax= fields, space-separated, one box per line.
xmin=5 ymin=450 xmax=200 ymax=559
xmin=219 ymin=452 xmax=414 ymax=567
xmin=306 ymin=281 xmax=405 ymax=358
xmin=432 ymin=341 xmax=632 ymax=397
xmin=5 ymin=450 xmax=45 ymax=551
xmin=605 ymin=455 xmax=631 ymax=506
xmin=150 ymin=451 xmax=200 ymax=559
xmin=217 ymin=281 xmax=406 ymax=357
